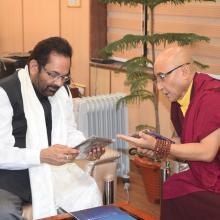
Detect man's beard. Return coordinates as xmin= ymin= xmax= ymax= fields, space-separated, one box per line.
xmin=43 ymin=85 xmax=60 ymax=96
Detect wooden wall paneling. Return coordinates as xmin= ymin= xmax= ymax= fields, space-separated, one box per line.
xmin=0 ymin=0 xmax=23 ymax=55
xmin=90 ymin=66 xmax=111 ymax=96
xmin=148 ymin=43 xmax=220 ymax=75
xmin=156 ymin=2 xmax=220 ymax=18
xmin=192 ymin=55 xmax=220 ymax=74
xmin=154 ymin=21 xmax=220 ymax=38
xmin=106 ymin=4 xmax=148 ymax=133
xmin=107 ymin=32 xmax=143 ymax=59
xmin=154 ymin=41 xmax=220 ymax=60
xmin=110 ymin=71 xmax=156 ymax=134
xmin=110 ymin=70 xmax=173 ymax=136
xmin=148 ymin=2 xmax=220 ymax=75
xmin=89 ymin=67 xmax=173 ymax=135
xmin=143 ymin=1 xmax=220 ymax=135
xmin=60 ymin=0 xmax=90 ymax=94
xmin=112 ymin=49 xmax=143 ymax=60
xmin=149 ymin=45 xmax=220 ymax=75
xmin=110 ymin=71 xmax=129 ymax=94
xmin=137 ymin=81 xmax=173 ymax=137
xmin=107 ymin=17 xmax=142 ymax=32
xmin=111 ymin=71 xmax=140 ymax=133
xmin=23 ymin=0 xmax=60 ymax=52
xmin=158 ymin=93 xmax=173 ymax=137
xmin=108 ymin=4 xmax=142 ymax=13
xmin=90 ymin=0 xmax=107 ymax=59
xmin=107 ymin=3 xmax=143 ymax=60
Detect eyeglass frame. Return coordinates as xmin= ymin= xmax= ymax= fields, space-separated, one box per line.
xmin=156 ymin=63 xmax=190 ymax=81
xmin=41 ymin=65 xmax=70 ymax=83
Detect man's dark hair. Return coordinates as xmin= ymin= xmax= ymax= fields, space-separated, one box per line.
xmin=28 ymin=37 xmax=72 ymax=69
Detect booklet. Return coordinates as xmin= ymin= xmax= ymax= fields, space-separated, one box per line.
xmin=74 ymin=136 xmax=114 ymax=160
xmin=142 ymin=129 xmax=175 ymax=143
xmin=132 ymin=129 xmax=174 ymax=143
xmin=71 ymin=205 xmax=136 ymax=220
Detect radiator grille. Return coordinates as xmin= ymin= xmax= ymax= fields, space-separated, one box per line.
xmin=73 ymin=93 xmax=129 ymax=177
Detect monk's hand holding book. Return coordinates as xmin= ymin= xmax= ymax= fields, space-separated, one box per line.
xmin=118 ymin=129 xmax=174 ymax=160
xmin=117 ymin=131 xmax=157 ymax=150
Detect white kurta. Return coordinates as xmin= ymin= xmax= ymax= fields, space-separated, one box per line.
xmin=0 ymin=67 xmax=102 ymax=219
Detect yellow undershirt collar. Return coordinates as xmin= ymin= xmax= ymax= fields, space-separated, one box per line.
xmin=177 ymin=82 xmax=193 ymax=116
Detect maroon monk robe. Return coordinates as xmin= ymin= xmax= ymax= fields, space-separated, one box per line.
xmin=161 ymin=73 xmax=220 ymax=220
xmin=164 ymin=73 xmax=220 ymax=199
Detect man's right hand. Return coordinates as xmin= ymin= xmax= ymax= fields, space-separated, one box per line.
xmin=136 ymin=147 xmax=155 ymax=159
xmin=40 ymin=144 xmax=79 ymax=166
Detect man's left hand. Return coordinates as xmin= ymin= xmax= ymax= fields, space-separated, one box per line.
xmin=86 ymin=147 xmax=105 ymax=161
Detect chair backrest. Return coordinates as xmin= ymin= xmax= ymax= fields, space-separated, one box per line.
xmin=0 ymin=55 xmax=29 ymax=80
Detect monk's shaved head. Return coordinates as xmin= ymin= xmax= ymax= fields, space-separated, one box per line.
xmin=155 ymin=47 xmax=192 ymax=74
xmin=154 ymin=47 xmax=194 ymax=102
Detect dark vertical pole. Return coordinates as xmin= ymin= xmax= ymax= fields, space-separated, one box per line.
xmin=143 ymin=4 xmax=148 ymax=57
xmin=160 ymin=160 xmax=170 ymax=218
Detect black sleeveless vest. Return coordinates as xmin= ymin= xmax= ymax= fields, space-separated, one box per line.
xmin=0 ymin=72 xmax=31 ymax=202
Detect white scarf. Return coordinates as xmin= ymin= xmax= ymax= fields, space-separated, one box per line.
xmin=18 ymin=67 xmax=102 ymax=219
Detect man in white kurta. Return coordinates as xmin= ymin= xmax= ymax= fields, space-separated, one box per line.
xmin=0 ymin=37 xmax=102 ymax=220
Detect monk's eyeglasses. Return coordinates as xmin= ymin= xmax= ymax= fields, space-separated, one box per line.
xmin=156 ymin=63 xmax=190 ymax=81
xmin=42 ymin=66 xmax=70 ymax=83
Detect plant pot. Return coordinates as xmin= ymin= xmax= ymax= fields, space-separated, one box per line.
xmin=133 ymin=156 xmax=161 ymax=204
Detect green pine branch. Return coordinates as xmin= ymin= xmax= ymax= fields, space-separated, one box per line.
xmin=193 ymin=60 xmax=209 ymax=69
xmin=100 ymin=0 xmax=215 ymax=133
xmin=99 ymin=0 xmax=215 ymax=8
xmin=122 ymin=57 xmax=153 ymax=74
xmin=103 ymin=35 xmax=149 ymax=54
xmin=103 ymin=33 xmax=209 ymax=54
xmin=122 ymin=57 xmax=154 ymax=89
xmin=116 ymin=90 xmax=154 ymax=108
xmin=129 ymin=77 xmax=150 ymax=91
xmin=136 ymin=124 xmax=156 ymax=131
xmin=151 ymin=33 xmax=209 ymax=46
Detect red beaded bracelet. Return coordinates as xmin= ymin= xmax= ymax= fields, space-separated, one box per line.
xmin=154 ymin=139 xmax=171 ymax=160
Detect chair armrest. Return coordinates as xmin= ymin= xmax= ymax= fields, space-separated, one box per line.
xmin=75 ymin=147 xmax=120 ymax=198
xmin=74 ymin=147 xmax=120 ymax=175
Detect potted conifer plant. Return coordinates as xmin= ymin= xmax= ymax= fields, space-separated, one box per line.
xmin=99 ymin=0 xmax=215 ymax=204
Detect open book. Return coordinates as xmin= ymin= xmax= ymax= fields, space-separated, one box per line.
xmin=71 ymin=205 xmax=136 ymax=220
xmin=75 ymin=136 xmax=114 ymax=160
